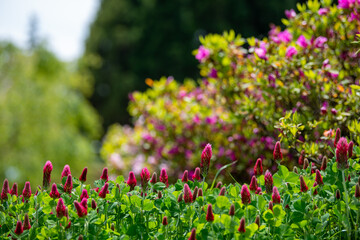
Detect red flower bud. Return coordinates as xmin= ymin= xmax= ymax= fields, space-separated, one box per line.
xmin=255 ymin=187 xmax=262 ymax=195
xmin=188 ymin=228 xmax=196 ymax=240
xmin=321 ymin=157 xmax=327 ymax=171
xmin=336 ymin=137 xmax=349 ymax=169
xmin=23 ymin=213 xmax=31 ymax=230
xmin=80 ymin=189 xmax=89 ymax=200
xmin=255 ymin=215 xmax=260 ymax=227
xmin=238 ymin=217 xmax=246 ymax=233
xmin=313 ymin=182 xmax=318 ymax=195
xmin=49 ymin=183 xmax=61 ymax=198
xmin=201 ymin=143 xmax=212 ymax=175
xmin=300 ymin=175 xmax=308 ymax=192
xmin=348 ymin=141 xmax=354 ymax=159
xmin=355 ymin=184 xmax=360 ymax=198
xmin=61 ymin=165 xmax=71 ymax=179
xmin=22 ymin=182 xmax=31 ymax=199
xmin=219 ymin=187 xmax=226 ymax=196
xmin=14 ymin=220 xmax=23 ymax=235
xmin=303 ymin=159 xmax=309 ymax=170
xmin=315 ymin=170 xmax=323 ymax=185
xmin=91 ymin=199 xmax=97 ymax=209
xmin=206 ymin=204 xmax=214 ymax=222
xmin=42 ymin=161 xmax=53 ymax=189
xmin=1 ymin=179 xmax=10 ymax=200
xmin=80 ymin=198 xmax=88 ymax=210
xmin=159 ymin=168 xmax=169 ymax=187
xmin=193 ymin=186 xmax=198 ymax=201
xmin=141 ymin=168 xmax=151 ymax=187
xmin=198 ymin=188 xmax=203 ymax=197
xmin=56 ymin=198 xmax=66 ymax=218
xmin=162 ymin=216 xmax=168 ymax=226
xmin=254 ymin=158 xmax=263 ymax=176
xmin=182 ymin=170 xmax=189 ymax=182
xmin=157 ymin=191 xmax=162 ymax=199
xmin=150 ymin=172 xmax=157 ymax=184
xmin=336 ymin=189 xmax=341 ymax=199
xmin=79 ymin=167 xmax=87 ymax=182
xmin=127 ymin=171 xmax=137 ymax=191
xmin=99 ymin=183 xmax=109 ymax=198
xmin=268 ymin=201 xmax=273 ymax=211
xmin=273 ymin=141 xmax=283 ymax=162
xmin=10 ymin=182 xmax=18 ymax=196
xmin=193 ymin=167 xmax=201 ymax=181
xmin=177 ymin=193 xmax=183 ymax=203
xmin=63 ymin=175 xmax=73 ymax=194
xmin=100 ymin=168 xmax=109 ymax=182
xmin=298 ymin=150 xmax=305 ymax=165
xmin=216 ymin=182 xmax=223 ymax=189
xmin=264 ymin=170 xmax=273 ymax=193
xmin=229 ymin=204 xmax=235 ymax=216
xmin=334 ymin=128 xmax=341 ymax=147
xmin=249 ymin=176 xmax=258 ymax=192
xmin=241 ymin=185 xmax=251 ymax=205
xmin=272 ymin=186 xmax=281 ymax=204
xmin=183 ymin=184 xmax=193 ymax=203
xmin=74 ymin=201 xmax=87 ymax=217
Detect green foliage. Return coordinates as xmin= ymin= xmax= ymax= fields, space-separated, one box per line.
xmin=0 ymin=43 xmax=102 ymax=186
xmin=82 ymin=0 xmax=303 ymax=126
xmin=1 ymin=134 xmax=360 ymax=239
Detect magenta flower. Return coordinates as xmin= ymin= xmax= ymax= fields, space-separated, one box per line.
xmin=80 ymin=189 xmax=89 ymax=200
xmin=278 ymin=30 xmax=292 ymax=43
xmin=318 ymin=8 xmax=329 ymax=15
xmin=140 ymin=168 xmax=150 ymax=187
xmin=188 ymin=228 xmax=196 ymax=240
xmin=273 ymin=141 xmax=283 ymax=162
xmin=286 ymin=46 xmax=297 ymax=58
xmin=298 ymin=150 xmax=305 ymax=165
xmin=297 ymin=35 xmax=309 ymax=48
xmin=23 ymin=213 xmax=31 ymax=230
xmin=10 ymin=183 xmax=18 ymax=196
xmin=321 ymin=157 xmax=328 ymax=171
xmin=14 ymin=220 xmax=23 ymax=235
xmin=229 ymin=204 xmax=235 ymax=216
xmin=22 ymin=182 xmax=31 ymax=199
xmin=315 ymin=170 xmax=324 ymax=185
xmin=249 ymin=176 xmax=258 ymax=192
xmin=238 ymin=218 xmax=246 ymax=233
xmin=272 ymin=186 xmax=281 ymax=204
xmin=91 ymin=199 xmax=97 ymax=209
xmin=127 ymin=171 xmax=137 ymax=190
xmin=265 ymin=170 xmax=273 ymax=193
xmin=255 ymin=48 xmax=267 ymax=60
xmin=254 ymin=158 xmax=263 ymax=176
xmin=209 ymin=68 xmax=218 ymax=78
xmin=269 ymin=201 xmax=274 ymax=211
xmin=314 ymin=36 xmax=327 ymax=48
xmin=159 ymin=168 xmax=169 ymax=187
xmin=241 ymin=185 xmax=251 ymax=205
xmin=56 ymin=198 xmax=66 ymax=218
xmin=162 ymin=216 xmax=168 ymax=226
xmin=43 ymin=161 xmax=53 ymax=189
xmin=150 ymin=172 xmax=157 ymax=184
xmin=81 ymin=198 xmax=88 ymax=210
xmin=336 ymin=137 xmax=349 ymax=169
xmin=201 ymin=143 xmax=212 ymax=175
xmin=183 ymin=184 xmax=193 ymax=203
xmin=334 ymin=128 xmax=341 ymax=147
xmin=206 ymin=204 xmax=214 ymax=222
xmin=1 ymin=179 xmax=10 ymax=200
xmin=300 ymin=175 xmax=308 ymax=192
xmin=74 ymin=201 xmax=87 ymax=217
xmin=348 ymin=141 xmax=354 ymax=158
xmin=100 ymin=167 xmax=109 ymax=182
xmin=285 ymin=9 xmax=296 ymax=19
xmin=182 ymin=170 xmax=189 ymax=182
xmin=49 ymin=183 xmax=61 ymax=198
xmin=61 ymin=165 xmax=71 ymax=179
xmin=195 ymin=46 xmax=210 ymax=62
xmin=338 ymin=0 xmax=350 ymax=8
xmin=79 ymin=167 xmax=88 ymax=183
xmin=63 ymin=175 xmax=73 ymax=194
xmin=193 ymin=167 xmax=201 ymax=181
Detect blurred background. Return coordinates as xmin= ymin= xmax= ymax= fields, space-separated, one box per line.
xmin=0 ymin=0 xmax=305 ymax=188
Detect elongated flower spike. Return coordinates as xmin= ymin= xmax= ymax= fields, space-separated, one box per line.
xmin=91 ymin=199 xmax=97 ymax=209
xmin=150 ymin=172 xmax=157 ymax=184
xmin=201 ymin=143 xmax=212 ymax=175
xmin=298 ymin=150 xmax=305 ymax=165
xmin=182 ymin=170 xmax=189 ymax=182
xmin=63 ymin=175 xmax=73 ymax=194
xmin=157 ymin=191 xmax=162 ymax=199
xmin=193 ymin=167 xmax=201 ymax=181
xmin=273 ymin=141 xmax=283 ymax=162
xmin=255 ymin=187 xmax=262 ymax=195
xmin=49 ymin=183 xmax=61 ymax=198
xmin=206 ymin=204 xmax=214 ymax=222
xmin=162 ymin=216 xmax=168 ymax=226
xmin=100 ymin=167 xmax=109 ymax=182
xmin=336 ymin=137 xmax=349 ymax=169
xmin=355 ymin=184 xmax=360 ymax=198
xmin=23 ymin=213 xmax=31 ymax=230
xmin=141 ymin=168 xmax=150 ymax=187
xmin=193 ymin=186 xmax=198 ymax=201
xmin=238 ymin=218 xmax=246 ymax=233
xmin=81 ymin=198 xmax=88 ymax=210
xmin=264 ymin=170 xmax=273 ymax=193
xmin=183 ymin=184 xmax=193 ymax=203
xmin=348 ymin=141 xmax=354 ymax=158
xmin=177 ymin=193 xmax=183 ymax=202
xmin=241 ymin=185 xmax=251 ymax=205
xmin=219 ymin=187 xmax=226 ymax=196
xmin=127 ymin=171 xmax=137 ymax=191
xmin=249 ymin=176 xmax=258 ymax=192
xmin=99 ymin=183 xmax=109 ymax=198
xmin=79 ymin=167 xmax=88 ymax=182
xmin=334 ymin=128 xmax=341 ymax=147
xmin=198 ymin=188 xmax=203 ymax=197
xmin=216 ymin=182 xmax=223 ymax=189
xmin=1 ymin=179 xmax=10 ymax=200
xmin=255 ymin=215 xmax=260 ymax=227
xmin=42 ymin=161 xmax=53 ymax=189
xmin=61 ymin=165 xmax=71 ymax=179
xmin=10 ymin=183 xmax=18 ymax=196
xmin=269 ymin=201 xmax=273 ymax=211
xmin=272 ymin=186 xmax=281 ymax=204
xmin=315 ymin=170 xmax=323 ymax=185
xmin=74 ymin=201 xmax=87 ymax=217
xmin=188 ymin=228 xmax=196 ymax=240
xmin=303 ymin=159 xmax=309 ymax=170
xmin=254 ymin=158 xmax=263 ymax=176
xmin=22 ymin=182 xmax=32 ymax=199
xmin=56 ymin=198 xmax=66 ymax=218
xmin=80 ymin=189 xmax=89 ymax=200
xmin=336 ymin=189 xmax=341 ymax=199
xmin=229 ymin=204 xmax=235 ymax=216
xmin=14 ymin=220 xmax=23 ymax=235
xmin=159 ymin=168 xmax=169 ymax=187
xmin=299 ymin=175 xmax=308 ymax=192
xmin=321 ymin=157 xmax=327 ymax=171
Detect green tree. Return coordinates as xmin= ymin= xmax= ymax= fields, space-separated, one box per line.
xmin=83 ymin=0 xmax=304 ymax=127
xmin=0 ymin=42 xmax=102 ymax=186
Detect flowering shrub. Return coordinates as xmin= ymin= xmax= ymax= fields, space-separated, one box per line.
xmin=101 ymin=0 xmax=360 ymax=181
xmin=1 ymin=132 xmax=360 ymax=239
